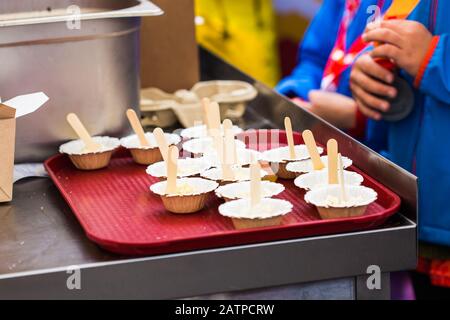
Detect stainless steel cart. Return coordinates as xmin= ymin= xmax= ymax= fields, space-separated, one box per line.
xmin=0 ymin=49 xmax=417 ymax=300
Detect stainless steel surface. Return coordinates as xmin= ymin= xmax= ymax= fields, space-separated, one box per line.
xmin=0 ymin=49 xmax=417 ymax=299
xmin=0 ymin=0 xmax=162 ymax=27
xmin=0 ymin=179 xmax=414 ymax=299
xmin=0 ymin=0 xmax=162 ymax=163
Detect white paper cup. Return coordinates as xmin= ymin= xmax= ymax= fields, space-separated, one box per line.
xmin=150 ymin=177 xmax=219 ymax=214
xmin=304 ymin=184 xmax=377 ymax=219
xmin=218 ymin=198 xmax=292 ymax=229
xmin=59 ymin=136 xmax=120 ymax=170
xmin=215 ymin=180 xmax=285 ymax=201
xmin=294 ymin=170 xmax=363 ymax=190
xmin=146 ymin=157 xmax=212 ymax=179
xmin=286 ymin=155 xmax=352 ymax=174
xmin=180 ymin=124 xmax=243 ymax=139
xmin=182 ymin=136 xmax=247 ymax=155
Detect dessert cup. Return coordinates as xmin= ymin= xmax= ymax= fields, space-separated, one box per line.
xmin=260 ymin=145 xmax=323 ymax=179
xmin=182 ymin=136 xmax=246 ymax=156
xmin=180 ymin=124 xmax=243 ymax=139
xmin=304 ymin=184 xmax=377 ymax=219
xmin=59 ymin=136 xmax=120 ymax=170
xmin=201 ymin=166 xmax=268 ymax=185
xmin=120 ymin=132 xmax=180 ymax=165
xmin=150 ymin=177 xmax=219 ymax=214
xmin=146 ymin=157 xmax=211 ymax=179
xmin=203 ymin=148 xmax=261 ymax=168
xmin=294 ymin=170 xmax=363 ymax=191
xmin=286 ymin=155 xmax=352 ymax=175
xmin=215 ymin=180 xmax=285 ymax=202
xmin=218 ymin=198 xmax=293 ymax=229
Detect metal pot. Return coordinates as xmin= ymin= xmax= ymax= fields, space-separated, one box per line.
xmin=0 ymin=0 xmax=162 ymax=162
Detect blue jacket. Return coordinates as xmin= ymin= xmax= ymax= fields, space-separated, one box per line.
xmin=367 ymin=0 xmax=450 ymax=247
xmin=276 ymin=0 xmax=390 ymax=99
xmin=278 ymin=0 xmax=450 ymax=247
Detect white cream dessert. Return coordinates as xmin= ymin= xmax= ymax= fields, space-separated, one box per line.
xmin=286 ymin=155 xmax=352 ymax=174
xmin=294 ymin=170 xmax=363 ymax=190
xmin=59 ymin=136 xmax=120 ymax=155
xmin=180 ymin=124 xmax=243 ymax=139
xmin=182 ymin=136 xmax=246 ymax=155
xmin=215 ymin=180 xmax=285 ymax=201
xmin=260 ymin=145 xmax=324 ymax=179
xmin=146 ymin=157 xmax=211 ymax=178
xmin=304 ymin=185 xmax=377 ymax=219
xmin=150 ymin=177 xmax=219 ymax=214
xmin=260 ymin=145 xmax=323 ymax=163
xmin=218 ymin=198 xmax=293 ymax=229
xmin=323 ymin=195 xmax=365 ymax=207
xmin=120 ymin=132 xmax=181 ymax=165
xmin=203 ymin=148 xmax=261 ymax=167
xmin=59 ymin=136 xmax=120 ymax=170
xmin=120 ymin=132 xmax=180 ymax=149
xmin=150 ymin=178 xmax=218 ymax=197
xmin=201 ymin=166 xmax=268 ymax=183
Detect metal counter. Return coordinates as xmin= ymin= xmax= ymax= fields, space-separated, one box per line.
xmin=0 ymin=48 xmax=417 ymax=299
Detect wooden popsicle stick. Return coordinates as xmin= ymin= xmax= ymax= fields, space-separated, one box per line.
xmin=338 ymin=153 xmax=347 ymax=203
xmin=250 ymin=161 xmax=262 ymax=207
xmin=302 ymin=130 xmax=324 ymax=170
xmin=209 ymin=101 xmax=221 ymax=134
xmin=126 ymin=109 xmax=149 ymax=147
xmin=221 ymin=163 xmax=235 ymax=181
xmin=208 ymin=101 xmax=222 ymax=150
xmin=165 ymin=145 xmax=178 ymax=194
xmin=284 ymin=117 xmax=296 ymax=159
xmin=218 ymin=133 xmax=234 ymax=181
xmin=201 ymin=98 xmax=211 ymax=130
xmin=66 ymin=113 xmax=101 ymax=152
xmin=223 ymin=119 xmax=237 ymax=165
xmin=153 ymin=127 xmax=169 ymax=163
xmin=327 ymin=139 xmax=338 ymax=184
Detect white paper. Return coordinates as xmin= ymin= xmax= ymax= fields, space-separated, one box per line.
xmin=3 ymin=92 xmax=49 ymax=118
xmin=13 ymin=163 xmax=48 ymax=183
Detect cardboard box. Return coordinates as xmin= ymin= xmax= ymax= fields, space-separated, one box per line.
xmin=140 ymin=0 xmax=199 ymax=92
xmin=0 ymin=92 xmax=49 ymax=202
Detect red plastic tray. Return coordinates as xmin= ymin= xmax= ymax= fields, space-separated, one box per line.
xmin=44 ymin=130 xmax=401 ymax=256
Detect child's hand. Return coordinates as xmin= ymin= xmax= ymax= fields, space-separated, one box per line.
xmin=307 ymin=90 xmax=358 ymax=129
xmin=350 ymin=54 xmax=396 ymax=120
xmin=363 ymin=20 xmax=433 ymax=78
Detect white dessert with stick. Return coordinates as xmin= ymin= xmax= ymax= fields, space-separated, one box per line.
xmin=146 ymin=131 xmax=211 ymax=179
xmin=200 ymin=119 xmax=267 ymax=185
xmin=180 ymin=98 xmax=243 ymax=139
xmin=182 ymin=135 xmax=246 ymax=156
xmin=260 ymin=118 xmax=323 ymax=179
xmin=305 ymin=153 xmax=377 ymax=219
xmin=215 ymin=180 xmax=285 ymax=202
xmin=120 ymin=110 xmax=180 ymax=165
xmin=203 ymin=148 xmax=261 ymax=168
xmin=218 ymin=161 xmax=292 ymax=229
xmin=286 ymin=130 xmax=351 ymax=175
xmin=286 ymin=155 xmax=352 ymax=175
xmin=294 ymin=139 xmax=363 ymax=190
xmin=150 ymin=146 xmax=218 ymax=214
xmin=201 ymin=166 xmax=268 ymax=185
xmin=203 ymin=118 xmax=260 ymax=168
xmin=182 ymin=100 xmax=246 ymax=156
xmin=60 ymin=113 xmax=120 ymax=170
